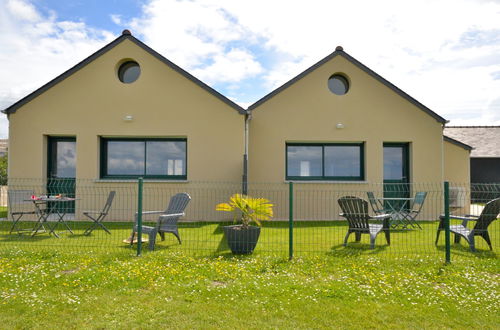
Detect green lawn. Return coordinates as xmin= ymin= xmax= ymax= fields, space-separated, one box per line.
xmin=0 ymin=248 xmax=498 ymax=328
xmin=0 ymin=206 xmax=7 ymax=218
xmin=0 ymin=219 xmax=498 ymax=328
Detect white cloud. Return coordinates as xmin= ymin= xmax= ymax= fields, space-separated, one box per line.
xmin=110 ymin=14 xmax=122 ymax=25
xmin=0 ymin=0 xmax=114 ymax=138
xmin=129 ymin=0 xmax=251 ymax=68
xmin=191 ymin=48 xmax=263 ymax=84
xmin=5 ymin=0 xmax=40 ymax=22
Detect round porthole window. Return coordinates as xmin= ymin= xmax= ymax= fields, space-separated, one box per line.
xmin=328 ymin=74 xmax=349 ymax=95
xmin=118 ymin=61 xmax=141 ymax=84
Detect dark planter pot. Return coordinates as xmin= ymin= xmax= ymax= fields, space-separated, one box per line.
xmin=223 ymin=225 xmax=261 ymax=254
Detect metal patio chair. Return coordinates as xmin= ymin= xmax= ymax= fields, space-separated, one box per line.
xmin=131 ymin=192 xmax=191 ymax=250
xmin=436 ymin=197 xmax=500 ymax=252
xmin=338 ymin=196 xmax=391 ymax=249
xmin=8 ymin=189 xmax=39 ymax=234
xmin=400 ymin=191 xmax=427 ymax=229
xmin=83 ymin=191 xmax=116 ymax=235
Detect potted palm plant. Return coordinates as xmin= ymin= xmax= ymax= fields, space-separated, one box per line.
xmin=216 ymin=194 xmax=273 ymax=254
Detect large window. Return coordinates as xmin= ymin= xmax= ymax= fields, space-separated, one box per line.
xmin=286 ymin=143 xmax=364 ymax=181
xmin=101 ymin=138 xmax=187 ymax=179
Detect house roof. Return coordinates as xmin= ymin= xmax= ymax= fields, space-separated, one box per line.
xmin=2 ymin=30 xmax=246 ymax=115
xmin=444 ymin=126 xmax=500 ymax=158
xmin=247 ymin=46 xmax=447 ymax=124
xmin=443 ymin=135 xmax=473 ymax=151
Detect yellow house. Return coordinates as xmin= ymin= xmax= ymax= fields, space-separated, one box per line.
xmin=2 ymin=30 xmax=247 ymax=220
xmin=2 ymin=32 xmax=471 ymax=221
xmin=246 ymin=46 xmax=471 ymax=219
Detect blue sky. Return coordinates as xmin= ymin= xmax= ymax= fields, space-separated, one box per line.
xmin=1 ymin=0 xmax=500 ymax=138
xmin=33 ymin=0 xmax=142 ymax=33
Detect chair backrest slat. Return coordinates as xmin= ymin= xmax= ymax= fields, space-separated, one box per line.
xmin=159 ymin=193 xmax=191 ymax=227
xmin=338 ymin=196 xmax=370 ymax=229
xmin=475 ymin=198 xmax=500 ymax=231
xmin=165 ymin=193 xmax=191 ymax=214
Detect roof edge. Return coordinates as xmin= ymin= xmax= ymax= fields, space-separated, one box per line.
xmin=3 ymin=31 xmax=245 ymax=115
xmin=248 ymin=48 xmax=447 ymax=124
xmin=443 ymin=135 xmax=473 ymax=151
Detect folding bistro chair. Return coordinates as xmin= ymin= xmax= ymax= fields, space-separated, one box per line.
xmin=8 ymin=189 xmax=39 ymax=234
xmin=400 ymin=191 xmax=427 ymax=229
xmin=83 ymin=191 xmax=116 ymax=235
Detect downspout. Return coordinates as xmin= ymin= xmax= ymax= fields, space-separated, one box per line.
xmin=242 ymin=111 xmax=252 ymax=195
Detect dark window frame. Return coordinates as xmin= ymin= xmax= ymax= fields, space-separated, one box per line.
xmin=328 ymin=74 xmax=350 ymax=95
xmin=286 ymin=142 xmax=364 ymax=181
xmin=118 ymin=61 xmax=141 ymax=84
xmin=100 ymin=137 xmax=187 ymax=180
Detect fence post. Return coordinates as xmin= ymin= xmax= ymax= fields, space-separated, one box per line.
xmin=137 ymin=177 xmax=144 ymax=257
xmin=289 ymin=181 xmax=294 ymax=260
xmin=444 ymin=181 xmax=451 ymax=264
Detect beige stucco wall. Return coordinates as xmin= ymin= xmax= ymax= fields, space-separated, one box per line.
xmin=7 ymin=39 xmax=244 ymax=182
xmin=443 ymin=140 xmax=470 ymax=184
xmin=249 ymin=55 xmax=445 ymax=185
xmin=443 ymin=140 xmax=471 ymax=213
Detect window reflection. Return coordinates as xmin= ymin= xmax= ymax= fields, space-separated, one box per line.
xmin=384 ymin=147 xmax=404 ymax=180
xmin=107 ymin=141 xmax=144 ymax=175
xmin=287 ymin=144 xmax=363 ymax=180
xmin=56 ymin=142 xmax=76 ymax=178
xmin=324 ymin=146 xmax=360 ymax=177
xmin=146 ymin=141 xmax=186 ymax=175
xmin=104 ymin=139 xmax=187 ymax=178
xmin=287 ymin=146 xmax=322 ymax=177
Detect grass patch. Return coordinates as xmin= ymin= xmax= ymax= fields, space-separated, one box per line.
xmin=0 ymin=206 xmax=7 ymax=218
xmin=0 ymin=249 xmax=498 ymax=328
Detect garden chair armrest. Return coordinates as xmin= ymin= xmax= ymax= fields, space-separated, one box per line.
xmin=370 ymin=214 xmax=391 ymax=228
xmin=439 ymin=214 xmax=478 ymax=227
xmin=439 ymin=214 xmax=478 ymax=221
xmin=159 ymin=212 xmax=185 ymax=219
xmin=371 ymin=214 xmax=391 ymax=220
xmin=135 ymin=210 xmax=165 ymax=216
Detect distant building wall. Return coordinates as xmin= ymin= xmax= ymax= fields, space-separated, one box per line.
xmin=471 ymin=158 xmax=500 ymax=183
xmin=443 ymin=139 xmax=470 ymax=184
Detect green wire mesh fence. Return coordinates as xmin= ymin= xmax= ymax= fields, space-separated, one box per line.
xmin=0 ymin=178 xmax=498 ymax=261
